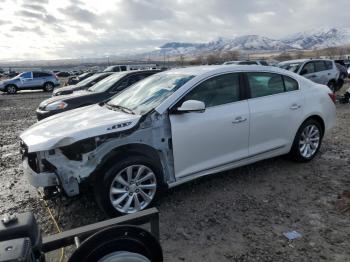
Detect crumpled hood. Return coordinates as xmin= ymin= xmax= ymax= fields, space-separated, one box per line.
xmin=39 ymin=90 xmax=91 ymax=108
xmin=21 ymin=104 xmax=141 ymax=152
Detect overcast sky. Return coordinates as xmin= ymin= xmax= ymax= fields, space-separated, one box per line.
xmin=0 ymin=0 xmax=349 ymax=61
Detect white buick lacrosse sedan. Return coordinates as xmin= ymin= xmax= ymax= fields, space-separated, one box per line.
xmin=20 ymin=65 xmax=336 ymax=216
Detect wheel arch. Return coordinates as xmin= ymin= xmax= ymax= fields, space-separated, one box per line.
xmin=300 ymin=114 xmax=325 ymax=137
xmin=5 ymin=83 xmax=18 ymax=89
xmin=89 ymin=143 xmax=165 ymax=185
xmin=43 ymin=81 xmax=54 ymax=87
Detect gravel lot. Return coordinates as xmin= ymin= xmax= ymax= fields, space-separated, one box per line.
xmin=0 ymin=84 xmax=349 ymax=262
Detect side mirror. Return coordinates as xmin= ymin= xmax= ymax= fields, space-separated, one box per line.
xmin=177 ymin=100 xmax=205 ymax=113
xmin=300 ymin=69 xmax=308 ymax=75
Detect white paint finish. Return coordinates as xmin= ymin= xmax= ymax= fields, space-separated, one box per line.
xmin=20 ymin=65 xmax=337 ymax=193
xmin=20 ymin=104 xmax=141 ymax=152
xmin=170 ymin=100 xmax=250 ymax=178
xmin=247 ymin=90 xmax=303 ymax=155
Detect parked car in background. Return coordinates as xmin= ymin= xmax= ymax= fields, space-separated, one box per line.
xmin=103 ymin=64 xmax=158 ymax=72
xmin=0 ymin=71 xmax=60 ymax=94
xmin=278 ymin=59 xmax=339 ymax=91
xmin=52 ymin=72 xmax=113 ymax=96
xmin=223 ymin=60 xmax=269 ymax=66
xmin=66 ymin=72 xmax=94 ymax=86
xmin=36 ymin=70 xmax=161 ymax=120
xmin=21 ymin=65 xmax=336 ymax=216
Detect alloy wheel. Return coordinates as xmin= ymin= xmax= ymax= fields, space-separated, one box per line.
xmin=7 ymin=85 xmax=16 ymax=94
xmin=109 ymin=165 xmax=157 ymax=214
xmin=45 ymin=83 xmax=54 ymax=91
xmin=299 ymin=124 xmax=320 ymax=158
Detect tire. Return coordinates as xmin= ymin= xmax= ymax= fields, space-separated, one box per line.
xmin=327 ymin=80 xmax=336 ymax=92
xmin=288 ymin=119 xmax=323 ymax=162
xmin=68 ymin=226 xmax=163 ymax=262
xmin=43 ymin=82 xmax=54 ymax=92
xmin=6 ymin=84 xmax=17 ymax=94
xmin=94 ymin=155 xmax=162 ymax=217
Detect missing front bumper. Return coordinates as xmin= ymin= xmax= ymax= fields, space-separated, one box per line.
xmin=22 ymin=157 xmax=59 ymax=188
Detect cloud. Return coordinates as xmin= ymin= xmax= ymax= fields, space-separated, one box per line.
xmin=16 ymin=9 xmax=59 ymax=24
xmin=22 ymin=3 xmax=47 ymax=13
xmin=1 ymin=0 xmax=350 ymax=60
xmin=11 ymin=25 xmax=44 ymax=35
xmin=0 ymin=19 xmax=10 ymax=26
xmin=59 ymin=5 xmax=100 ymax=25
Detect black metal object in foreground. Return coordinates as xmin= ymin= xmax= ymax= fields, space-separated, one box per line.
xmin=42 ymin=207 xmax=160 ymax=253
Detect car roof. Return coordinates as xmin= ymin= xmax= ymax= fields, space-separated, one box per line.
xmin=159 ymin=65 xmax=291 ymax=76
xmin=279 ymin=58 xmax=333 ymax=64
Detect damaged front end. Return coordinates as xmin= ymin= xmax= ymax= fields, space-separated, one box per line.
xmin=20 ymin=109 xmax=175 ymax=200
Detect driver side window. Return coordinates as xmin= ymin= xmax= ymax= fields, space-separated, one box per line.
xmin=182 ymin=73 xmax=240 ymax=108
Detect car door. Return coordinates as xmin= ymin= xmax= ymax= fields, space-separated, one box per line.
xmin=300 ymin=61 xmax=322 ymax=84
xmin=246 ymin=72 xmax=303 ymax=156
xmin=19 ymin=72 xmax=34 ymax=88
xmin=169 ymin=73 xmax=250 ymax=179
xmin=32 ymin=72 xmax=47 ymax=87
xmin=313 ymin=61 xmax=329 ymax=85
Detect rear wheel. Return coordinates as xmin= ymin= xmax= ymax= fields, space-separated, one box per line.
xmin=94 ymin=155 xmax=162 ymax=217
xmin=289 ymin=119 xmax=323 ymax=162
xmin=43 ymin=82 xmax=54 ymax=92
xmin=6 ymin=84 xmax=17 ymax=94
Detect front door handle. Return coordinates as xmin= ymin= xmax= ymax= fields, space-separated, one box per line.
xmin=290 ymin=104 xmax=301 ymax=110
xmin=232 ymin=116 xmax=247 ymax=124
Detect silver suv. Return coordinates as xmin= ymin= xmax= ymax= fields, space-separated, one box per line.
xmin=0 ymin=71 xmax=60 ymax=94
xmin=278 ymin=59 xmax=339 ymax=90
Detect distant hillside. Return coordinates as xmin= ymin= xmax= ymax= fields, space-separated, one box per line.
xmin=147 ymin=28 xmax=350 ymax=58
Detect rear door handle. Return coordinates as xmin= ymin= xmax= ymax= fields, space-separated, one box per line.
xmin=290 ymin=104 xmax=301 ymax=110
xmin=232 ymin=116 xmax=247 ymax=124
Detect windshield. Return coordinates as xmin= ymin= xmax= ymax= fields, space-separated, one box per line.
xmin=278 ymin=62 xmax=302 ymax=73
xmin=76 ymin=73 xmax=102 ymax=87
xmin=107 ymin=73 xmax=195 ymax=115
xmin=88 ymin=72 xmax=126 ymax=92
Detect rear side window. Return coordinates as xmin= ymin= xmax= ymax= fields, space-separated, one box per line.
xmin=247 ymin=72 xmax=284 ymax=98
xmin=283 ymin=76 xmax=299 ymax=91
xmin=33 ymin=72 xmax=51 ymax=78
xmin=314 ymin=61 xmax=327 ymax=72
xmin=259 ymin=61 xmax=268 ymax=66
xmin=183 ymin=73 xmax=240 ymax=107
xmin=239 ymin=61 xmax=258 ymax=65
xmin=324 ymin=61 xmax=333 ymax=70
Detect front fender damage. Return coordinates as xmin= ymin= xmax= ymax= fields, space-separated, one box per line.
xmin=32 ymin=112 xmax=174 ymax=197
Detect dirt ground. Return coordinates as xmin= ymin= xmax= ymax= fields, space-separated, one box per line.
xmin=0 ymin=83 xmax=349 ymax=262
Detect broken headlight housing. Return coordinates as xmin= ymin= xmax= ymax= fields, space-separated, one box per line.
xmin=60 ymin=137 xmax=97 ymax=161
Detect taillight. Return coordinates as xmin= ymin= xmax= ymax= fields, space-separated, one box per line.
xmin=328 ymin=93 xmax=336 ymax=104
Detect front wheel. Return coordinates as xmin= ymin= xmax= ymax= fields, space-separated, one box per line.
xmin=289 ymin=119 xmax=323 ymax=162
xmin=94 ymin=156 xmax=161 ymax=217
xmin=6 ymin=85 xmax=17 ymax=94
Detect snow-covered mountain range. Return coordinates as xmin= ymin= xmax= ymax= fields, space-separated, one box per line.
xmin=151 ymin=28 xmax=350 ymax=57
